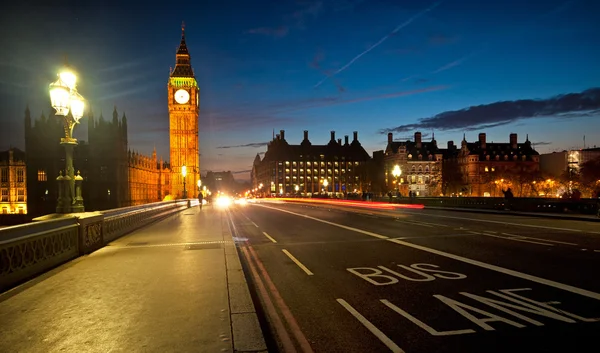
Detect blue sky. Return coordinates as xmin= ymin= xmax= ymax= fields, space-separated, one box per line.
xmin=1 ymin=0 xmax=599 ymax=180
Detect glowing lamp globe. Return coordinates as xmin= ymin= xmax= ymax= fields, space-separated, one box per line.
xmin=182 ymin=165 xmax=187 ymax=177
xmin=49 ymin=79 xmax=71 ymax=116
xmin=70 ymin=90 xmax=85 ymax=122
xmin=59 ymin=69 xmax=77 ymax=90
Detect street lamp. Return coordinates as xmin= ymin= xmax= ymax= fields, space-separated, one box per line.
xmin=323 ymin=179 xmax=329 ymax=193
xmin=49 ymin=64 xmax=86 ymax=213
xmin=182 ymin=165 xmax=187 ymax=199
xmin=197 ymin=179 xmax=201 ymax=198
xmin=392 ymin=165 xmax=402 ymax=193
xmin=295 ymin=184 xmax=299 ymax=196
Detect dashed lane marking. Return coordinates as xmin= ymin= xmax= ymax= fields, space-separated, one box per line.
xmin=257 ymin=204 xmax=600 ymax=301
xmin=263 ymin=231 xmax=278 ymax=243
xmin=501 ymin=232 xmax=578 ymax=246
xmin=470 ymin=231 xmax=554 ymax=247
xmin=282 ymin=249 xmax=314 ymax=275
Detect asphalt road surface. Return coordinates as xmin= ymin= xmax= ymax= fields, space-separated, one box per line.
xmin=226 ymin=200 xmax=600 ymax=353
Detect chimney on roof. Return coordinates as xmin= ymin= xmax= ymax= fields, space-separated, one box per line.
xmin=303 ymin=130 xmax=308 ymax=141
xmin=479 ymin=133 xmax=486 ymax=149
xmin=510 ymin=133 xmax=517 ymax=149
xmin=415 ymin=131 xmax=422 ymax=148
xmin=388 ymin=132 xmax=393 ymax=144
xmin=280 ymin=129 xmax=285 ymax=140
xmin=344 ymin=135 xmax=349 ymax=145
xmin=276 ymin=134 xmax=280 ymax=140
xmin=448 ymin=141 xmax=454 ymax=150
xmin=353 ymin=131 xmax=358 ymax=142
xmin=330 ymin=130 xmax=335 ymax=142
xmin=338 ymin=138 xmax=342 ymax=145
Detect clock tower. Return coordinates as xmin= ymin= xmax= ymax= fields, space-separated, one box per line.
xmin=168 ymin=23 xmax=200 ymax=198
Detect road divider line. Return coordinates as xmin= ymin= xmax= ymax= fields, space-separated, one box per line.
xmin=408 ymin=220 xmax=449 ymax=227
xmin=257 ymin=204 xmax=600 ymax=301
xmin=399 ymin=211 xmax=585 ymax=233
xmin=501 ymin=233 xmax=578 ymax=246
xmin=396 ymin=220 xmax=433 ymax=228
xmin=240 ymin=212 xmax=260 ymax=228
xmin=337 ymin=299 xmax=405 ymax=353
xmin=282 ymin=249 xmax=314 ymax=275
xmin=471 ymin=231 xmax=554 ymax=246
xmin=263 ymin=231 xmax=277 ymax=243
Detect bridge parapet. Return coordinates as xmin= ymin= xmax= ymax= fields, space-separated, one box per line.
xmin=0 ymin=200 xmax=193 ymax=292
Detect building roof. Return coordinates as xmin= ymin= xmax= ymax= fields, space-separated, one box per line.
xmin=259 ymin=131 xmax=371 ymax=163
xmin=461 ymin=139 xmax=539 ymax=161
xmin=0 ymin=148 xmax=26 ymax=163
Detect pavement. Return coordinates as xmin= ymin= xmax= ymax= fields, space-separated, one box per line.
xmin=230 ymin=200 xmax=600 ymax=353
xmin=0 ymin=204 xmax=266 ymax=353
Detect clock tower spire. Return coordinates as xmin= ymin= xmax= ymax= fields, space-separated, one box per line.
xmin=168 ymin=23 xmax=200 ymax=199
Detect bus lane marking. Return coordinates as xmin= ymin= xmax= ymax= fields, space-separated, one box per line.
xmin=469 ymin=231 xmax=555 ymax=246
xmin=337 ymin=299 xmax=405 ymax=353
xmin=263 ymin=231 xmax=277 ymax=243
xmin=257 ymin=204 xmax=600 ymax=300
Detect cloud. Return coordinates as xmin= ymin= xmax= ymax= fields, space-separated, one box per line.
xmin=217 ymin=142 xmax=269 ymax=149
xmin=532 ymin=141 xmax=552 ymax=146
xmin=414 ymin=78 xmax=429 ymax=84
xmin=231 ymin=169 xmax=252 ymax=175
xmin=332 ymin=0 xmax=367 ymax=11
xmin=380 ymin=88 xmax=600 ymax=134
xmin=246 ymin=26 xmax=290 ymax=38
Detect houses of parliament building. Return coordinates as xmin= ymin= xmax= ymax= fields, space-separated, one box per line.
xmin=21 ymin=25 xmax=200 ymax=217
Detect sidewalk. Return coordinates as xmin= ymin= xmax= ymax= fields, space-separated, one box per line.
xmin=0 ymin=204 xmax=266 ymax=353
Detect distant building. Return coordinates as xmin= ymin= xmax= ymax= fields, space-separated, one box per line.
xmin=0 ymin=148 xmax=27 ymax=214
xmin=252 ymin=130 xmax=371 ymax=195
xmin=455 ymin=133 xmax=540 ymax=197
xmin=540 ymin=148 xmax=600 ymax=178
xmin=24 ymin=105 xmax=169 ymax=217
xmin=384 ymin=132 xmax=444 ymax=196
xmin=204 ymin=171 xmax=236 ymax=196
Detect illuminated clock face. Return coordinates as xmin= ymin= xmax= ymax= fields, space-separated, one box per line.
xmin=174 ymin=89 xmax=190 ymax=104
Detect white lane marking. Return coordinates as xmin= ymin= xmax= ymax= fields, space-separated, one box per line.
xmin=262 ymin=231 xmax=277 ymax=243
xmin=472 ymin=231 xmax=555 ymax=246
xmin=396 ymin=220 xmax=433 ymax=228
xmin=409 ymin=220 xmax=450 ymax=227
xmin=400 ymin=211 xmax=587 ymax=233
xmin=282 ymin=249 xmax=314 ymax=275
xmin=241 ymin=212 xmax=260 ymax=228
xmin=501 ymin=233 xmax=578 ymax=246
xmin=337 ymin=299 xmax=405 ymax=353
xmin=258 ymin=204 xmax=600 ymax=301
xmin=381 ymin=299 xmax=475 ymax=336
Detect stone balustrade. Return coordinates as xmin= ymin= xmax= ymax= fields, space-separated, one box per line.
xmin=0 ymin=199 xmax=193 ymax=292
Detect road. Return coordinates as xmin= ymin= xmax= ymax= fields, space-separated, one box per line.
xmin=226 ymin=200 xmax=600 ymax=353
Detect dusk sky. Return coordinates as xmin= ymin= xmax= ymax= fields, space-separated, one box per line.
xmin=1 ymin=0 xmax=599 ymax=180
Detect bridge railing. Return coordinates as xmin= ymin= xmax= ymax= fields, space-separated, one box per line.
xmin=0 ymin=199 xmax=193 ymax=292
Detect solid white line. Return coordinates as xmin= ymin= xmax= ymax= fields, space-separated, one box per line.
xmin=263 ymin=231 xmax=277 ymax=243
xmin=282 ymin=249 xmax=314 ymax=275
xmin=408 ymin=220 xmax=450 ymax=227
xmin=396 ymin=220 xmax=434 ymax=228
xmin=471 ymin=231 xmax=554 ymax=246
xmin=337 ymin=299 xmax=405 ymax=353
xmin=258 ymin=204 xmax=600 ymax=301
xmin=401 ymin=211 xmax=586 ymax=233
xmin=501 ymin=233 xmax=578 ymax=246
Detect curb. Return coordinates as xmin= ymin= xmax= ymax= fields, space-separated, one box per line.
xmin=222 ymin=215 xmax=268 ymax=353
xmin=424 ymin=206 xmax=600 ymax=222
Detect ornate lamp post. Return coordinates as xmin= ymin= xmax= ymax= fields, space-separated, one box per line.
xmin=49 ymin=64 xmax=86 ymax=213
xmin=197 ymin=179 xmax=201 ymax=198
xmin=392 ymin=165 xmax=402 ymax=193
xmin=323 ymin=179 xmax=329 ymax=194
xmin=182 ymin=165 xmax=187 ymax=199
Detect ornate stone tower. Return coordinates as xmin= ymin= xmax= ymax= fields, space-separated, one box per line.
xmin=168 ymin=23 xmax=200 ymax=198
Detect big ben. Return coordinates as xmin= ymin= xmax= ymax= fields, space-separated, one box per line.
xmin=168 ymin=24 xmax=199 ymax=198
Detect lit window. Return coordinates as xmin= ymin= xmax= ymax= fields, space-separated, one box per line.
xmin=17 ymin=169 xmax=24 ymax=183
xmin=1 ymin=168 xmax=8 ymax=182
xmin=38 ymin=170 xmax=47 ymax=181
